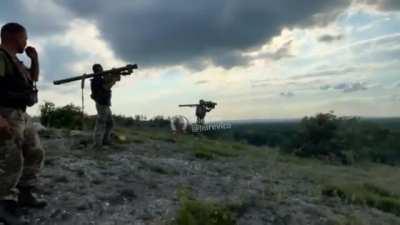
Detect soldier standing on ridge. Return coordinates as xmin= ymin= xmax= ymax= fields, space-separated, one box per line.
xmin=0 ymin=22 xmax=47 ymax=225
xmin=195 ymin=100 xmax=213 ymax=125
xmin=179 ymin=100 xmax=217 ymax=125
xmin=90 ymin=63 xmax=121 ymax=149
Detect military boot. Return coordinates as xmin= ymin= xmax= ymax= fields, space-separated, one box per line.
xmin=17 ymin=186 xmax=47 ymax=208
xmin=0 ymin=200 xmax=28 ymax=225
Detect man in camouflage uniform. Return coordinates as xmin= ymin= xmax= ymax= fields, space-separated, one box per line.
xmin=90 ymin=64 xmax=121 ymax=149
xmin=0 ymin=23 xmax=46 ymax=225
xmin=196 ymin=100 xmax=213 ymax=125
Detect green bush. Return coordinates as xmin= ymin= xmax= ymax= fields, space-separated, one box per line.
xmin=322 ymin=183 xmax=400 ymax=216
xmin=149 ymin=115 xmax=170 ymax=128
xmin=40 ymin=103 xmax=150 ymax=130
xmin=232 ymin=124 xmax=296 ymax=147
xmin=113 ymin=114 xmax=136 ymax=127
xmin=40 ymin=102 xmax=87 ymax=130
xmin=175 ymin=192 xmax=237 ymax=225
xmin=288 ymin=112 xmax=400 ymax=164
xmin=292 ymin=112 xmax=343 ymax=159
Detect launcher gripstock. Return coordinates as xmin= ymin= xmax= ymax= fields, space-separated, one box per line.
xmin=205 ymin=101 xmax=217 ymax=109
xmin=53 ymin=64 xmax=138 ymax=85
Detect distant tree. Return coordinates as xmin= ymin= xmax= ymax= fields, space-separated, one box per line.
xmin=40 ymin=102 xmax=84 ymax=130
xmin=288 ymin=112 xmax=400 ymax=164
xmin=150 ymin=115 xmax=170 ymax=127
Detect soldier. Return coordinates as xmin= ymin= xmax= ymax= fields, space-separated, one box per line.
xmin=196 ymin=99 xmax=213 ymax=125
xmin=0 ymin=22 xmax=46 ymax=225
xmin=90 ymin=64 xmax=121 ymax=149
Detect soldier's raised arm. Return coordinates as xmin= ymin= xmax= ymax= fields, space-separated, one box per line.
xmin=25 ymin=46 xmax=39 ymax=81
xmin=103 ymin=73 xmax=121 ymax=90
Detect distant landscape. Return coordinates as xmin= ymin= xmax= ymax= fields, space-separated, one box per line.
xmin=25 ymin=102 xmax=400 ymax=225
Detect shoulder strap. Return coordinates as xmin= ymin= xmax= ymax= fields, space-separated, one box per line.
xmin=0 ymin=48 xmax=31 ymax=83
xmin=0 ymin=48 xmax=13 ymax=65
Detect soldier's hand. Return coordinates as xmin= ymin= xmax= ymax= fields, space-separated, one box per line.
xmin=0 ymin=116 xmax=12 ymax=139
xmin=111 ymin=74 xmax=121 ymax=81
xmin=25 ymin=46 xmax=38 ymax=60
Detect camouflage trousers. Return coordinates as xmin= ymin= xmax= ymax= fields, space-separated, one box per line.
xmin=196 ymin=117 xmax=205 ymax=125
xmin=93 ymin=104 xmax=114 ymax=147
xmin=0 ymin=107 xmax=44 ymax=201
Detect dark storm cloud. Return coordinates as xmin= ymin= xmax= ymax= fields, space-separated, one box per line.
xmin=318 ymin=34 xmax=344 ymax=43
xmin=57 ymin=0 xmax=352 ymax=69
xmin=216 ymin=40 xmax=294 ymax=69
xmin=1 ymin=0 xmax=398 ymax=72
xmin=0 ymin=0 xmax=71 ymax=37
xmin=40 ymin=43 xmax=88 ymax=82
xmin=211 ymin=51 xmax=251 ymax=69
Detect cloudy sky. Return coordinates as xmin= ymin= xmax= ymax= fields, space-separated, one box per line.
xmin=1 ymin=0 xmax=400 ymax=121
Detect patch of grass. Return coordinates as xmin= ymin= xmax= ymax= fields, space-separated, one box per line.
xmin=189 ymin=140 xmax=249 ymax=160
xmin=192 ymin=146 xmax=236 ymax=160
xmin=194 ymin=150 xmax=214 ymax=160
xmin=173 ymin=134 xmax=279 ymax=163
xmin=150 ymin=135 xmax=176 ymax=143
xmin=174 ymin=192 xmax=237 ymax=225
xmin=111 ymin=128 xmax=147 ymax=145
xmin=131 ymin=138 xmax=146 ymax=144
xmin=176 ymin=134 xmax=248 ymax=154
xmin=335 ymin=214 xmax=365 ymax=225
xmin=140 ymin=129 xmax=175 ymax=142
xmin=231 ymin=143 xmax=246 ymax=151
xmin=322 ymin=183 xmax=400 ymax=216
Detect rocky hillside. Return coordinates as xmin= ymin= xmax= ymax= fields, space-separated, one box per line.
xmin=8 ymin=127 xmax=400 ymax=225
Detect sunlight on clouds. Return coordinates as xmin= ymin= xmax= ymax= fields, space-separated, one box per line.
xmin=26 ymin=19 xmax=128 ymax=116
xmin=20 ymin=2 xmax=400 ymax=119
xmin=52 ymin=19 xmax=126 ymax=74
xmin=245 ymin=29 xmax=296 ymax=58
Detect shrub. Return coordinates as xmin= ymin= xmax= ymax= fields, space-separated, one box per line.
xmin=322 ymin=183 xmax=400 ymax=216
xmin=148 ymin=115 xmax=170 ymax=128
xmin=113 ymin=114 xmax=136 ymax=127
xmin=175 ymin=191 xmax=237 ymax=225
xmin=40 ymin=102 xmax=87 ymax=130
xmin=293 ymin=112 xmax=342 ymax=158
xmin=40 ymin=103 xmax=150 ymax=130
xmin=288 ymin=112 xmax=400 ymax=164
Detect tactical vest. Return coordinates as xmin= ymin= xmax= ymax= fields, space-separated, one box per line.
xmin=0 ymin=49 xmax=38 ymax=111
xmin=196 ymin=105 xmax=207 ymax=119
xmin=90 ymin=77 xmax=112 ymax=106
